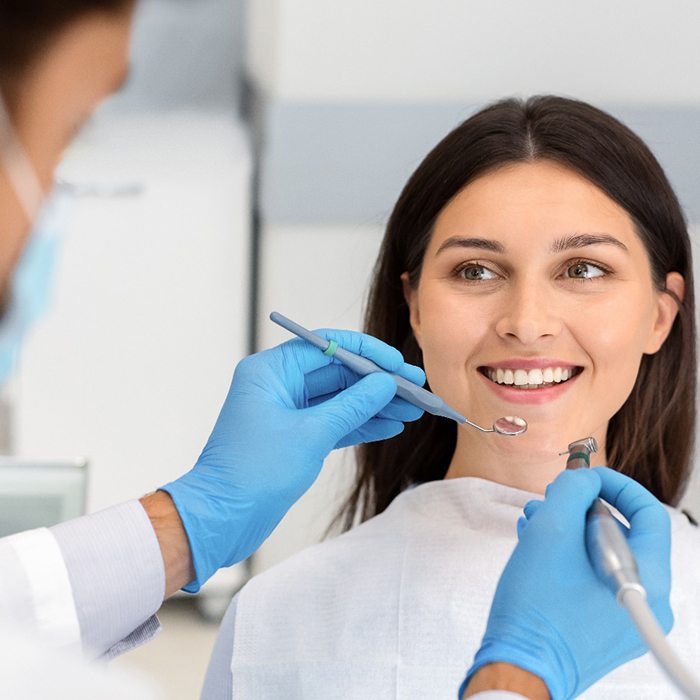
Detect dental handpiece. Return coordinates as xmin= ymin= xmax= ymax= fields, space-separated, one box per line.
xmin=270 ymin=312 xmax=527 ymax=437
xmin=565 ymin=438 xmax=644 ymax=599
xmin=565 ymin=438 xmax=700 ymax=699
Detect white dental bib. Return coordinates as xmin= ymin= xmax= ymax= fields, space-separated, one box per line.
xmin=230 ymin=477 xmax=700 ymax=699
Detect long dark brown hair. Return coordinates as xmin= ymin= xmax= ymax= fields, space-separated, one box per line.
xmin=342 ymin=95 xmax=696 ymax=528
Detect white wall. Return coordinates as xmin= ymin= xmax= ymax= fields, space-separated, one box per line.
xmin=116 ymin=0 xmax=247 ymax=111
xmin=248 ymin=0 xmax=700 ymax=104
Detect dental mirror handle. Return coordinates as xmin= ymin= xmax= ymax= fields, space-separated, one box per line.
xmin=335 ymin=346 xmax=465 ymax=419
xmin=270 ymin=312 xmax=467 ymax=422
xmin=271 ymin=312 xmax=527 ymax=435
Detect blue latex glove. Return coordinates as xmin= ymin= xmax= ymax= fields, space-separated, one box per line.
xmin=462 ymin=466 xmax=673 ymax=699
xmin=161 ymin=329 xmax=425 ymax=592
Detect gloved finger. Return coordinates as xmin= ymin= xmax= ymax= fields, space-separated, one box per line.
xmin=523 ymin=499 xmax=544 ymax=519
xmin=537 ymin=469 xmax=602 ymax=527
xmin=375 ymin=396 xmax=424 ymax=422
xmin=656 ymin=601 xmax=675 ymax=636
xmin=316 ymin=328 xmax=426 ymax=385
xmin=304 ymin=364 xmax=359 ymax=401
xmin=304 ymin=364 xmax=423 ymax=419
xmin=275 ymin=331 xmax=425 ymax=391
xmin=335 ymin=418 xmax=405 ymax=449
xmin=593 ymin=466 xmax=671 ymax=542
xmin=391 ymin=361 xmax=425 ymax=387
xmin=309 ymin=371 xmax=398 ymax=446
xmin=516 ymin=515 xmax=528 ymax=540
xmin=305 ymin=365 xmax=423 ymax=421
xmin=307 ymin=384 xmax=423 ymax=423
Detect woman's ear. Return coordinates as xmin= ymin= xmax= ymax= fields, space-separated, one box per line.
xmin=644 ymin=272 xmax=685 ymax=354
xmin=401 ymin=272 xmax=423 ymax=349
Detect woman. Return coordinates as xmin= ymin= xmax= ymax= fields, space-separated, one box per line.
xmin=204 ymin=97 xmax=700 ymax=698
xmin=351 ymin=93 xmax=694 ymax=519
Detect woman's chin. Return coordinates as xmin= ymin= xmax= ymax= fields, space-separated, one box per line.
xmin=481 ymin=420 xmax=578 ymax=461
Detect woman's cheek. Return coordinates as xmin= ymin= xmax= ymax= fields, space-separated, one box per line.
xmin=420 ymin=335 xmax=467 ymax=403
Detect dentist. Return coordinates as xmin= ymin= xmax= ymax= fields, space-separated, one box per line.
xmin=0 ymin=3 xmax=675 ymax=699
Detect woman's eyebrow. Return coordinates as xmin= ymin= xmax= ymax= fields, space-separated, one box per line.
xmin=435 ymin=237 xmax=505 ymax=256
xmin=550 ymin=233 xmax=629 ymax=253
xmin=435 ymin=233 xmax=629 ymax=257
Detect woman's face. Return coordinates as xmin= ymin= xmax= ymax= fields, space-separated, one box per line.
xmin=404 ymin=160 xmax=683 ymax=461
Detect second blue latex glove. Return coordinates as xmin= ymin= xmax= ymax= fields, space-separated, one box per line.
xmin=462 ymin=467 xmax=673 ymax=699
xmin=161 ymin=329 xmax=425 ymax=592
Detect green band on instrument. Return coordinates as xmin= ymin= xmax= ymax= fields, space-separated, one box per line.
xmin=323 ymin=339 xmax=339 ymax=357
xmin=568 ymin=451 xmax=590 ymax=464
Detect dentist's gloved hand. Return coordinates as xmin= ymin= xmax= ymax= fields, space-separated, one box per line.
xmin=161 ymin=330 xmax=425 ymax=592
xmin=462 ymin=467 xmax=673 ymax=700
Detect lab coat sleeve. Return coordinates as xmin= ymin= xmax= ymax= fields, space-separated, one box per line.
xmin=0 ymin=526 xmax=82 ymax=651
xmin=49 ymin=500 xmax=165 ymax=658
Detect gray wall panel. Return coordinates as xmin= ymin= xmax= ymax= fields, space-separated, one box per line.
xmin=260 ymin=101 xmax=700 ymax=226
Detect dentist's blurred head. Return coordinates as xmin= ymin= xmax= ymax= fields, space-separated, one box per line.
xmin=0 ymin=0 xmax=136 ymax=280
xmin=0 ymin=1 xmax=136 ymax=382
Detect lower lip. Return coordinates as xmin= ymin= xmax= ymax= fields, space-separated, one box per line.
xmin=478 ymin=370 xmax=581 ymax=405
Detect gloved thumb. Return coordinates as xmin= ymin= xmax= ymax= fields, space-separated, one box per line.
xmin=310 ymin=371 xmax=397 ymax=446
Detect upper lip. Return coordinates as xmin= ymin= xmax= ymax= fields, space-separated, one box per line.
xmin=479 ymin=358 xmax=583 ymax=371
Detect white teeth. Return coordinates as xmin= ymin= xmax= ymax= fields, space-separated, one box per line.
xmin=513 ymin=369 xmax=529 ymax=386
xmin=528 ymin=368 xmax=543 ymax=385
xmin=485 ymin=365 xmax=578 ymax=388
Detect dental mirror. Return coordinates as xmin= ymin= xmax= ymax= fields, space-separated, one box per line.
xmin=461 ymin=415 xmax=528 ymax=436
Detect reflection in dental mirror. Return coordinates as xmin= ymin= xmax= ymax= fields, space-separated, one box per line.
xmin=493 ymin=416 xmax=528 ymax=436
xmin=460 ymin=414 xmax=528 ymax=436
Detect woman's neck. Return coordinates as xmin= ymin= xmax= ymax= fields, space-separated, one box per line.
xmin=444 ymin=424 xmax=608 ymax=495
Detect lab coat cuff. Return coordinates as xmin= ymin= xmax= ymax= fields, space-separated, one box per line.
xmin=51 ymin=500 xmax=165 ymax=658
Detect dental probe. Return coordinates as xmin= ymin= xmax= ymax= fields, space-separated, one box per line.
xmin=270 ymin=311 xmax=527 ymax=437
xmin=564 ymin=438 xmax=700 ymax=699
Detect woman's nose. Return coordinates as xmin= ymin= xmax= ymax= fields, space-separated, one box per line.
xmin=494 ymin=282 xmax=563 ymax=345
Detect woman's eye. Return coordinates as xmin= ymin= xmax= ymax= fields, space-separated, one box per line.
xmin=564 ymin=261 xmax=606 ymax=280
xmin=457 ymin=264 xmax=499 ymax=281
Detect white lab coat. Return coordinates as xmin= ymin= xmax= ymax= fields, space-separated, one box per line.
xmin=0 ymin=621 xmax=159 ymax=699
xmin=0 ymin=501 xmax=165 ymax=697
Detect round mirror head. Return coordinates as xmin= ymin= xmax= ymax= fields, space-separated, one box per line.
xmin=493 ymin=415 xmax=528 ymax=436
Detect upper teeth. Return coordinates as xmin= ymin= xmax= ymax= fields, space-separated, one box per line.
xmin=486 ymin=367 xmax=576 ymax=386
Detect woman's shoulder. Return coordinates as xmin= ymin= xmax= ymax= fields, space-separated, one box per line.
xmin=239 ymin=507 xmax=404 ymax=602
xmin=228 ymin=508 xmax=412 ymax=668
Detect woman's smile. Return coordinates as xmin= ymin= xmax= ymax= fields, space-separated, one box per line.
xmin=477 ymin=359 xmax=584 ymax=405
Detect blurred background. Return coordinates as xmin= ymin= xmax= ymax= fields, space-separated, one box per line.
xmin=2 ymin=0 xmax=700 ymax=696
